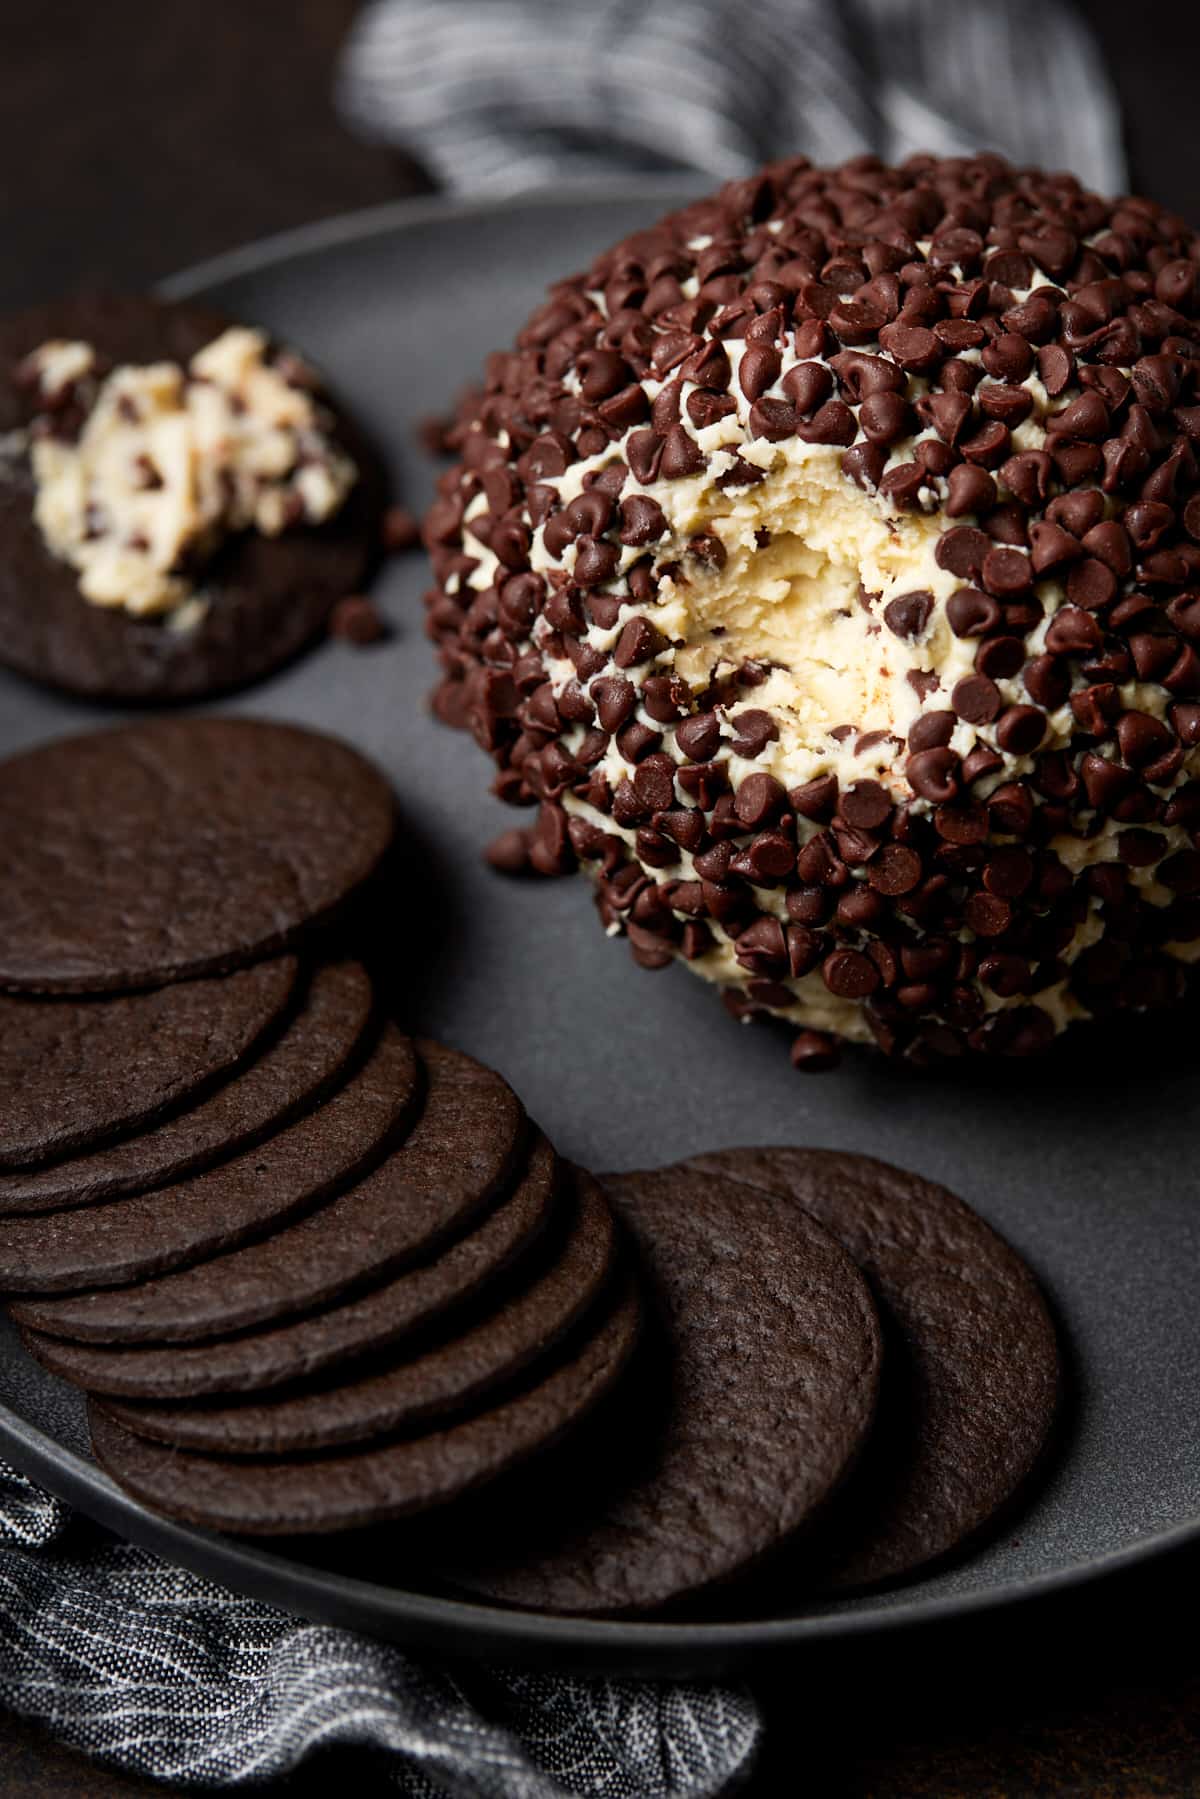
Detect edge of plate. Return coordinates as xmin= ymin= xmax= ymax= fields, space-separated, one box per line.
xmin=4 ymin=1390 xmax=1197 ymax=1673
xmin=16 ymin=183 xmax=1181 ymax=1667
xmin=157 ymin=181 xmax=707 ymax=301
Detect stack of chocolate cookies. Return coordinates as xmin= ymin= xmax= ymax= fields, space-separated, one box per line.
xmin=0 ymin=715 xmax=1061 ymax=1615
xmin=0 ymin=717 xmax=639 ymax=1532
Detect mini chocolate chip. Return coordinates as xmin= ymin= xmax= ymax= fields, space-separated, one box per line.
xmin=614 ymin=616 xmax=669 ymax=668
xmin=675 ymin=711 xmax=722 ymax=761
xmin=782 ymin=362 xmax=833 ymax=413
xmin=842 ymin=441 xmax=888 ymax=490
xmin=946 ymin=587 xmax=1003 ymax=637
xmin=867 ymin=844 xmax=922 ymax=895
xmin=934 ymin=802 xmax=988 ymax=844
xmin=485 ymin=828 xmax=533 ymax=875
xmin=822 ymin=948 xmax=879 ymax=999
xmin=1030 ymin=521 xmax=1084 ymax=575
xmin=883 ymin=589 xmax=932 ymax=640
xmin=837 ymin=885 xmax=886 ymax=929
xmin=329 ymin=595 xmax=388 ymax=645
xmin=974 ymin=635 xmax=1025 ymax=679
xmin=906 ymin=747 xmax=960 ymax=802
xmin=790 ymin=1030 xmax=839 ymax=1072
xmin=626 ymin=430 xmax=663 ymax=485
xmin=741 ymin=832 xmax=797 ymax=880
xmin=616 ymin=720 xmax=660 ymax=763
xmin=749 ymin=398 xmax=798 ymax=441
xmin=979 ymin=953 xmax=1032 ymax=998
xmin=619 ymin=495 xmax=668 ymax=547
xmin=634 ymin=753 xmax=678 ymax=812
xmin=574 ymin=536 xmax=620 ymax=586
xmin=965 ymin=892 xmax=1012 ymax=936
xmin=878 ymin=322 xmax=941 ymax=371
xmin=946 ymin=464 xmax=997 ymax=517
xmin=908 ymin=710 xmax=956 ymax=751
xmin=1022 ymin=655 xmax=1070 ymax=711
xmin=1037 ymin=343 xmax=1074 ymax=396
xmin=859 ymin=390 xmax=911 ymax=445
xmin=589 ymin=677 xmax=635 ymax=734
xmin=797 ymin=400 xmax=858 ymax=446
xmin=1066 ymin=558 xmax=1118 ymax=610
xmin=951 ymin=674 xmax=1001 ymax=724
xmin=840 ymin=780 xmax=891 ymax=829
xmin=739 ymin=343 xmax=782 ymax=402
xmin=730 ymin=708 xmax=779 ymax=758
xmin=734 ymin=771 xmax=786 ymax=829
xmin=935 ymin=527 xmax=990 ymax=579
xmin=789 ymin=774 xmax=839 ymax=821
xmin=981 ymin=546 xmax=1032 ymax=598
xmin=984 ymin=846 xmax=1034 ymax=898
xmin=995 ymin=704 xmax=1045 ymax=755
xmin=1116 ymin=710 xmax=1173 ymax=768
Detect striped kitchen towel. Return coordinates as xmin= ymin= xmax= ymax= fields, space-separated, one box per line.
xmin=0 ymin=1460 xmax=759 ymax=1794
xmin=337 ymin=0 xmax=1126 ymax=197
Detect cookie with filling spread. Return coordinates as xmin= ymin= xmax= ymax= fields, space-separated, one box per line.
xmin=430 ymin=1162 xmax=883 ymax=1616
xmin=11 ymin=1040 xmax=530 ymax=1343
xmin=0 ymin=718 xmax=396 ymax=994
xmin=0 ymin=960 xmax=372 ymax=1210
xmin=0 ymin=1022 xmax=419 ymax=1293
xmin=0 ymin=292 xmax=384 ymax=701
xmin=686 ymin=1146 xmax=1060 ymax=1589
xmin=91 ymin=1167 xmax=616 ymax=1453
xmin=0 ymin=956 xmax=297 ymax=1170
xmin=86 ymin=1273 xmax=642 ymax=1535
xmin=18 ymin=1139 xmax=556 ymax=1400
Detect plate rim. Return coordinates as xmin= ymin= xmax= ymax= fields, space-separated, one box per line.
xmin=4 ymin=1393 xmax=1197 ymax=1671
xmin=2 ymin=186 xmax=1194 ymax=1669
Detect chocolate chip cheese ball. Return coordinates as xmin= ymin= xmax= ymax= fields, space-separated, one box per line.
xmin=424 ymin=154 xmax=1200 ymax=1066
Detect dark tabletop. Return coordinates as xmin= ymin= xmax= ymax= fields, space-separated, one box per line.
xmin=2 ymin=2 xmax=1199 ymax=1793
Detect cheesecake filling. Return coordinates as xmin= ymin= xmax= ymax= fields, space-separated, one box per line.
xmin=21 ymin=327 xmax=357 ymax=619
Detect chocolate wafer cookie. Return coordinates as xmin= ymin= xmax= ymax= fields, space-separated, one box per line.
xmin=687 ymin=1147 xmax=1061 ymax=1589
xmin=19 ymin=1143 xmax=557 ymax=1401
xmin=433 ymin=1163 xmax=883 ymax=1616
xmin=94 ymin=1167 xmax=617 ymax=1454
xmin=12 ymin=1040 xmax=529 ymax=1343
xmin=0 ymin=1022 xmax=419 ymax=1293
xmin=0 ymin=293 xmax=384 ymax=702
xmin=87 ymin=1274 xmax=642 ymax=1535
xmin=0 ymin=961 xmax=373 ymax=1211
xmin=0 ymin=957 xmax=297 ymax=1169
xmin=0 ymin=718 xmax=396 ymax=994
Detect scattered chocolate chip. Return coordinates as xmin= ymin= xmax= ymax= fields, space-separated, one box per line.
xmin=485 ymin=828 xmax=533 ymax=875
xmin=329 ymin=596 xmax=388 ymax=645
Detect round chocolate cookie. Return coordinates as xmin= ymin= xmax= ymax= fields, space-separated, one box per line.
xmin=87 ymin=1274 xmax=642 ymax=1535
xmin=0 ymin=292 xmax=384 ymax=702
xmin=687 ymin=1146 xmax=1060 ymax=1589
xmin=0 ymin=718 xmax=397 ymax=993
xmin=0 ymin=960 xmax=372 ymax=1210
xmin=0 ymin=956 xmax=297 ymax=1170
xmin=94 ymin=1167 xmax=617 ymax=1454
xmin=433 ymin=1163 xmax=883 ymax=1616
xmin=424 ymin=154 xmax=1200 ymax=1067
xmin=0 ymin=1022 xmax=419 ymax=1294
xmin=10 ymin=1040 xmax=530 ymax=1343
xmin=18 ymin=1142 xmax=557 ymax=1400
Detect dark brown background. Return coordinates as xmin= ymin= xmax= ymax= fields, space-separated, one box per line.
xmin=2 ymin=2 xmax=1199 ymax=1792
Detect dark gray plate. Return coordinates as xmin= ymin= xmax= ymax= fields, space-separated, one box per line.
xmin=1 ymin=190 xmax=1198 ymax=1676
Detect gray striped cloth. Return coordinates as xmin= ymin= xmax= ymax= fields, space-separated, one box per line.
xmin=0 ymin=1462 xmax=758 ymax=1794
xmin=337 ymin=0 xmax=1126 ymax=196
